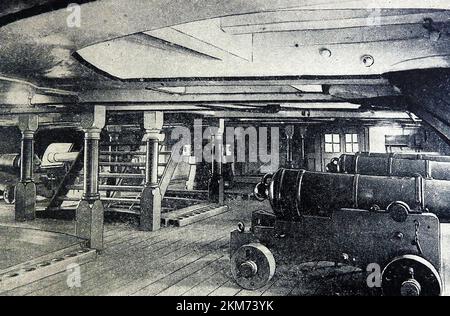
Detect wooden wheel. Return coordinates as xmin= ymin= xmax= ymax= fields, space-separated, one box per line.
xmin=382 ymin=255 xmax=442 ymax=296
xmin=231 ymin=243 xmax=276 ymax=290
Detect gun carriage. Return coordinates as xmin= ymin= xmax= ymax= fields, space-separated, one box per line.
xmin=230 ymin=163 xmax=446 ymax=296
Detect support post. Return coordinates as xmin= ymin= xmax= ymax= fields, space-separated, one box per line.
xmin=140 ymin=112 xmax=164 ymax=231
xmin=105 ymin=125 xmax=121 ymax=196
xmin=209 ymin=119 xmax=225 ymax=205
xmin=299 ymin=127 xmax=308 ymax=168
xmin=15 ymin=115 xmax=38 ymax=222
xmin=76 ymin=106 xmax=106 ymax=251
xmin=285 ymin=125 xmax=295 ymax=168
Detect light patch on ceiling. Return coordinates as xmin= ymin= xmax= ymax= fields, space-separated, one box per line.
xmin=145 ymin=18 xmax=253 ymax=61
xmin=281 ymin=103 xmax=360 ymax=109
xmin=4 ymin=84 xmax=33 ymax=105
xmin=291 ymin=85 xmax=324 ymax=93
xmin=154 ymin=87 xmax=186 ymax=94
xmin=76 ymin=9 xmax=450 ymax=79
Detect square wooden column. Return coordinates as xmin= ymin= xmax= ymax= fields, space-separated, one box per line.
xmin=76 ymin=106 xmax=106 ymax=251
xmin=208 ymin=119 xmax=225 ymax=205
xmin=15 ymin=115 xmax=39 ymax=222
xmin=140 ymin=112 xmax=164 ymax=231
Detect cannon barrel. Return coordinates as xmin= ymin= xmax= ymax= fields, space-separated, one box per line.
xmin=259 ymin=168 xmax=450 ymax=221
xmin=45 ymin=152 xmax=79 ymax=164
xmin=335 ymin=152 xmax=450 ymax=180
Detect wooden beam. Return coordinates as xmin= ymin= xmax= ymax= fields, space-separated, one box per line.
xmin=221 ymin=9 xmax=449 ymax=34
xmin=80 ymin=89 xmax=342 ymax=104
xmin=327 ymin=85 xmax=401 ymax=99
xmin=154 ymin=85 xmax=301 ymax=94
xmin=254 ymin=23 xmax=430 ymax=47
xmin=196 ymin=109 xmax=414 ymax=120
xmin=0 ymin=93 xmax=78 ymax=106
xmin=143 ymin=77 xmax=390 ymax=87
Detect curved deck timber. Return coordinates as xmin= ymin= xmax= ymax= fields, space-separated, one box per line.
xmin=0 ymin=225 xmax=96 ymax=294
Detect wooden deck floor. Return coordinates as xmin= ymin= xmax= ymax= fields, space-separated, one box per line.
xmin=0 ymin=199 xmax=449 ymax=296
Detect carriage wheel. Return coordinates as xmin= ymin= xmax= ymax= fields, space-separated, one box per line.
xmin=231 ymin=243 xmax=276 ymax=290
xmin=382 ymin=255 xmax=442 ymax=296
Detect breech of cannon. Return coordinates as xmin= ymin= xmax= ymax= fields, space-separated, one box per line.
xmin=258 ymin=168 xmax=450 ymax=221
xmin=0 ymin=154 xmax=20 ymax=171
xmin=335 ymin=152 xmax=450 ymax=180
xmin=0 ymin=154 xmax=40 ymax=171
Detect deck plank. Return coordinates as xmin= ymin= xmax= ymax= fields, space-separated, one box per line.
xmin=208 ymin=280 xmax=241 ymax=297
xmin=157 ymin=256 xmax=229 ymax=296
xmin=111 ymin=236 xmax=229 ymax=296
xmin=34 ymin=209 xmax=242 ymax=296
xmin=141 ymin=252 xmax=227 ymax=296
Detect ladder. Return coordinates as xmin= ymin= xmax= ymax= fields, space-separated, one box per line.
xmin=45 ymin=123 xmax=198 ymax=216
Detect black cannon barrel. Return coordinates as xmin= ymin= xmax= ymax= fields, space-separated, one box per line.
xmin=268 ymin=168 xmax=450 ymax=221
xmin=336 ymin=152 xmax=450 ymax=180
xmin=0 ymin=154 xmax=20 ymax=170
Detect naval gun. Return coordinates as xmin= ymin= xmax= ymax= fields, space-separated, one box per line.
xmin=328 ymin=152 xmax=450 ymax=181
xmin=230 ymin=168 xmax=443 ymax=296
xmin=0 ymin=143 xmax=78 ymax=204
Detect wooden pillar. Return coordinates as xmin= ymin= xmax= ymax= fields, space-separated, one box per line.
xmin=76 ymin=106 xmax=106 ymax=251
xmin=299 ymin=126 xmax=308 ymax=168
xmin=140 ymin=112 xmax=164 ymax=231
xmin=285 ymin=125 xmax=294 ymax=168
xmin=15 ymin=115 xmax=38 ymax=222
xmin=106 ymin=125 xmax=121 ymax=196
xmin=209 ymin=119 xmax=225 ymax=205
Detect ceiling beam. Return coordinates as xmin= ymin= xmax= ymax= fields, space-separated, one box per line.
xmin=80 ymin=89 xmax=343 ymax=104
xmin=197 ymin=109 xmax=414 ymax=120
xmin=326 ymin=85 xmax=401 ymax=99
xmin=154 ymin=85 xmax=304 ymax=94
xmin=221 ymin=9 xmax=449 ymax=34
xmin=142 ymin=77 xmax=390 ymax=87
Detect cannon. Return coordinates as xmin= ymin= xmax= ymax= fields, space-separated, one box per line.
xmin=328 ymin=152 xmax=450 ymax=181
xmin=254 ymin=168 xmax=450 ymax=221
xmin=0 ymin=143 xmax=77 ymax=204
xmin=230 ymin=168 xmax=443 ymax=296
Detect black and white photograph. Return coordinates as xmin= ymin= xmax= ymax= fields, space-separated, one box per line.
xmin=0 ymin=0 xmax=449 ymax=301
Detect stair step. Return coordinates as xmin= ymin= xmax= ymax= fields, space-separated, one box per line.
xmin=68 ymin=185 xmax=144 ymax=192
xmin=100 ymin=142 xmax=145 ymax=147
xmin=162 ymin=204 xmax=229 ymax=227
xmin=99 ymin=173 xmax=145 ymax=179
xmin=57 ymin=196 xmax=141 ymax=203
xmin=101 ymin=151 xmax=171 ymax=156
xmin=99 ymin=162 xmax=146 ymax=167
xmin=42 ymin=206 xmax=141 ymax=216
xmin=100 ymin=151 xmax=147 ymax=156
xmin=102 ymin=197 xmax=140 ymax=203
xmin=100 ymin=149 xmax=171 ymax=155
